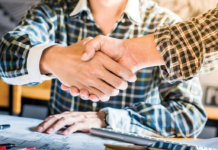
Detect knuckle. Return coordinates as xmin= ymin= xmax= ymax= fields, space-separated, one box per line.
xmin=77 ymin=74 xmax=86 ymax=82
xmin=61 ymin=116 xmax=67 ymax=121
xmin=41 ymin=123 xmax=47 ymax=129
xmin=73 ymin=123 xmax=78 ymax=128
xmin=87 ymin=66 xmax=97 ymax=75
xmin=87 ymin=66 xmax=103 ymax=77
xmin=79 ymin=114 xmax=86 ymax=119
xmin=53 ymin=124 xmax=58 ymax=130
xmin=49 ymin=115 xmax=57 ymax=119
xmin=96 ymin=35 xmax=103 ymax=40
xmin=86 ymin=36 xmax=93 ymax=40
xmin=48 ymin=115 xmax=54 ymax=118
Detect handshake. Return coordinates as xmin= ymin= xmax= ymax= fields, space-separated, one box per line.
xmin=40 ymin=34 xmax=162 ymax=101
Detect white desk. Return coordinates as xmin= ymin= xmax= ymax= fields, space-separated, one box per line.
xmin=0 ymin=115 xmax=127 ymax=150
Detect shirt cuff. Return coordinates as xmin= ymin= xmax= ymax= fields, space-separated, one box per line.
xmin=1 ymin=43 xmax=58 ymax=85
xmin=100 ymin=107 xmax=131 ymax=130
xmin=100 ymin=107 xmax=161 ymax=137
xmin=27 ymin=43 xmax=59 ymax=82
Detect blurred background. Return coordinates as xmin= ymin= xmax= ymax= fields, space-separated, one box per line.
xmin=0 ymin=0 xmax=218 ymax=139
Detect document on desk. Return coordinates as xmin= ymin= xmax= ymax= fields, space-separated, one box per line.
xmin=0 ymin=115 xmax=129 ymax=150
xmin=177 ymin=139 xmax=218 ymax=149
xmin=1 ymin=115 xmax=218 ymax=150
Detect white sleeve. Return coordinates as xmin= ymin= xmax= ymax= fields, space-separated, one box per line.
xmin=1 ymin=43 xmax=58 ymax=85
xmin=100 ymin=107 xmax=162 ymax=137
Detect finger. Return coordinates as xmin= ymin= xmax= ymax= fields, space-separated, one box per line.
xmin=70 ymin=87 xmax=80 ymax=96
xmin=80 ymin=89 xmax=89 ymax=100
xmin=36 ymin=115 xmax=61 ymax=133
xmin=82 ymin=36 xmax=93 ymax=43
xmin=89 ymin=94 xmax=99 ymax=102
xmin=100 ymin=68 xmax=128 ymax=90
xmin=46 ymin=115 xmax=86 ymax=134
xmin=81 ymin=76 xmax=119 ymax=97
xmin=102 ymin=55 xmax=137 ymax=82
xmin=80 ymin=89 xmax=89 ymax=98
xmin=82 ymin=35 xmax=107 ymax=61
xmin=61 ymin=84 xmax=70 ymax=91
xmin=86 ymin=87 xmax=109 ymax=102
xmin=63 ymin=122 xmax=90 ymax=135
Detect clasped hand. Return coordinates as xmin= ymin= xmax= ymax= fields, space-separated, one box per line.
xmin=40 ymin=37 xmax=136 ymax=101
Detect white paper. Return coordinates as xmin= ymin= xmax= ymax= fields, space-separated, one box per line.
xmin=1 ymin=115 xmax=218 ymax=150
xmin=0 ymin=115 xmax=129 ymax=150
xmin=177 ymin=139 xmax=218 ymax=149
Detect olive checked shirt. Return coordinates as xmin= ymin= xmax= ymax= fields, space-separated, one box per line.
xmin=0 ymin=0 xmax=206 ymax=138
xmin=155 ymin=4 xmax=218 ymax=82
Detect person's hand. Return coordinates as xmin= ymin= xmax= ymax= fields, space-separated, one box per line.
xmin=64 ymin=34 xmax=164 ymax=99
xmin=40 ymin=37 xmax=136 ymax=101
xmin=81 ymin=34 xmax=164 ymax=72
xmin=35 ymin=111 xmax=107 ymax=135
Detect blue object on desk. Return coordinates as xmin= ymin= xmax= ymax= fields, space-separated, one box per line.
xmin=0 ymin=124 xmax=10 ymax=130
xmin=0 ymin=143 xmax=15 ymax=149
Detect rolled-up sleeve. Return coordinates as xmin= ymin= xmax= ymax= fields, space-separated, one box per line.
xmin=0 ymin=2 xmax=58 ymax=85
xmin=155 ymin=5 xmax=218 ymax=83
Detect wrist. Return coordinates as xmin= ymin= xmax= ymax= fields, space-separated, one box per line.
xmin=99 ymin=111 xmax=108 ymax=128
xmin=40 ymin=45 xmax=65 ymax=75
xmin=125 ymin=34 xmax=164 ymax=70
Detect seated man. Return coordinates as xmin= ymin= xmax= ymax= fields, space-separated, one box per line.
xmin=0 ymin=0 xmax=206 ymax=138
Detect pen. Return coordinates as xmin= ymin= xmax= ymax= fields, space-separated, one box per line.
xmin=0 ymin=124 xmax=10 ymax=130
xmin=0 ymin=143 xmax=15 ymax=149
xmin=0 ymin=146 xmax=6 ymax=150
xmin=16 ymin=147 xmax=35 ymax=150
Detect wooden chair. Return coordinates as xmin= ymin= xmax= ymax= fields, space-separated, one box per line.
xmin=0 ymin=79 xmax=51 ymax=115
xmin=20 ymin=80 xmax=51 ymax=116
xmin=204 ymin=106 xmax=218 ymax=137
xmin=0 ymin=79 xmax=22 ymax=114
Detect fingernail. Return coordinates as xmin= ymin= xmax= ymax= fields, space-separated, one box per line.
xmin=47 ymin=128 xmax=53 ymax=133
xmin=72 ymin=93 xmax=79 ymax=97
xmin=81 ymin=96 xmax=88 ymax=100
xmin=81 ymin=94 xmax=88 ymax=98
xmin=37 ymin=126 xmax=43 ymax=132
xmin=63 ymin=130 xmax=69 ymax=135
xmin=81 ymin=53 xmax=88 ymax=60
xmin=90 ymin=97 xmax=98 ymax=102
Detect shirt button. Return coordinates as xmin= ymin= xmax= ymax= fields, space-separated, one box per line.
xmin=92 ymin=102 xmax=97 ymax=107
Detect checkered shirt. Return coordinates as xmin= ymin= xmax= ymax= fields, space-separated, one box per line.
xmin=0 ymin=0 xmax=206 ymax=137
xmin=155 ymin=4 xmax=218 ymax=82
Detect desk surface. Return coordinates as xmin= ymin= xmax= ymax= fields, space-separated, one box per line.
xmin=0 ymin=115 xmax=128 ymax=150
xmin=0 ymin=115 xmax=215 ymax=150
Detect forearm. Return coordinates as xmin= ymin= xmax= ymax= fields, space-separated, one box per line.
xmin=125 ymin=101 xmax=206 ymax=138
xmin=154 ymin=5 xmax=218 ymax=82
xmin=0 ymin=2 xmax=57 ymax=85
xmin=123 ymin=34 xmax=164 ymax=71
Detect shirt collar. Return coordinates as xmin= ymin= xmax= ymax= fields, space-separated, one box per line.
xmin=69 ymin=0 xmax=141 ymax=24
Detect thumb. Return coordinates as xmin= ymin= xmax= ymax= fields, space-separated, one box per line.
xmin=81 ymin=35 xmax=107 ymax=61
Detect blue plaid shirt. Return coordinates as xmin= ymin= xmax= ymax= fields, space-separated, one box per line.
xmin=0 ymin=0 xmax=206 ymax=137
